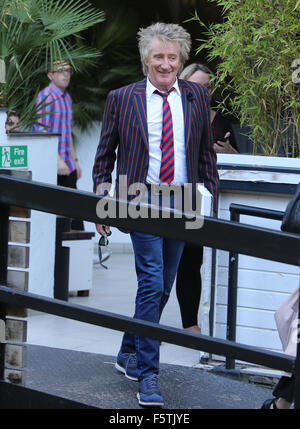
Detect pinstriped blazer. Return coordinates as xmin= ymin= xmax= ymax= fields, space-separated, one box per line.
xmin=93 ymin=78 xmax=219 ymax=212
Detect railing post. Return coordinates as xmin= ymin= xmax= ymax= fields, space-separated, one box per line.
xmin=0 ymin=203 xmax=9 ymax=381
xmin=225 ymin=207 xmax=240 ymax=370
xmin=54 ymin=217 xmax=70 ymax=301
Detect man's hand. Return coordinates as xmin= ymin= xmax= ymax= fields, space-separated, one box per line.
xmin=57 ymin=156 xmax=69 ymax=175
xmin=96 ymin=224 xmax=111 ymax=236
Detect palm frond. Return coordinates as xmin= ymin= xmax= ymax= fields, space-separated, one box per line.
xmin=0 ymin=0 xmax=105 ymax=117
xmin=38 ymin=0 xmax=105 ymax=39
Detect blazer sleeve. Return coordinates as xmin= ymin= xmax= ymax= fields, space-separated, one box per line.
xmin=93 ymin=90 xmax=119 ymax=194
xmin=199 ymin=90 xmax=219 ymax=213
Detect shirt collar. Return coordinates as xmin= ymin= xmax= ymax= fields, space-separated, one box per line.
xmin=146 ymin=77 xmax=180 ymax=101
xmin=48 ymin=82 xmax=66 ymax=99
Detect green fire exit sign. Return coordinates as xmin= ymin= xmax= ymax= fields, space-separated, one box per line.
xmin=0 ymin=145 xmax=28 ymax=168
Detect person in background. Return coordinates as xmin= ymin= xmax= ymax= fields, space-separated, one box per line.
xmin=176 ymin=63 xmax=238 ymax=334
xmin=180 ymin=63 xmax=238 ymax=154
xmin=32 ymin=60 xmax=83 ymax=230
xmin=5 ymin=110 xmax=21 ymax=132
xmin=93 ymin=23 xmax=219 ymax=407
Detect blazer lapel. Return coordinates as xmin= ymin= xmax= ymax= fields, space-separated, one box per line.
xmin=179 ymin=79 xmax=193 ymax=152
xmin=132 ymin=79 xmax=149 ymax=151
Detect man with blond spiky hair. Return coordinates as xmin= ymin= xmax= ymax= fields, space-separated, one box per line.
xmin=93 ymin=22 xmax=219 ymax=407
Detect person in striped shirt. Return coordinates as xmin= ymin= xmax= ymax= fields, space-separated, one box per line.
xmin=33 ymin=60 xmax=83 ymax=230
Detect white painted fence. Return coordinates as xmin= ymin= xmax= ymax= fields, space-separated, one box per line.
xmin=213 ymin=154 xmax=300 ymax=356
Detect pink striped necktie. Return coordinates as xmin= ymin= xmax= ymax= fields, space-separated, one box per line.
xmin=154 ymin=87 xmax=175 ymax=184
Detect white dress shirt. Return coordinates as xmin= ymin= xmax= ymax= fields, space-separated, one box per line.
xmin=146 ymin=77 xmax=187 ymax=185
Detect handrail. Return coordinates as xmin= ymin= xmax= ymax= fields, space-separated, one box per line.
xmin=229 ymin=203 xmax=284 ymax=221
xmin=0 ymin=175 xmax=299 ymax=265
xmin=225 ymin=203 xmax=285 ymax=371
xmin=0 ymin=174 xmax=299 ymax=408
xmin=0 ymin=285 xmax=294 ymax=373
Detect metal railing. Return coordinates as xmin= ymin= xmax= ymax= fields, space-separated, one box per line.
xmin=225 ymin=203 xmax=285 ymax=370
xmin=0 ymin=174 xmax=299 ymax=408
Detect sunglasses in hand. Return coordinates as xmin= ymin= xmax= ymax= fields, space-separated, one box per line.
xmin=98 ymin=229 xmax=112 ymax=269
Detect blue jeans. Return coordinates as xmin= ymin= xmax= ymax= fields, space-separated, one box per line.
xmin=120 ymin=231 xmax=184 ymax=379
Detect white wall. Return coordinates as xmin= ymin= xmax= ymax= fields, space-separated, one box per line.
xmin=216 ymin=191 xmax=299 ymax=354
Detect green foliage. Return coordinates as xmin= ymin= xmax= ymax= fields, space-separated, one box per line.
xmin=0 ymin=0 xmax=105 ymax=128
xmin=70 ymin=10 xmax=142 ymax=132
xmin=192 ymin=0 xmax=300 ymax=156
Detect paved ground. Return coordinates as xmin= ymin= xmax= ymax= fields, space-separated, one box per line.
xmin=24 ymin=344 xmax=271 ymax=409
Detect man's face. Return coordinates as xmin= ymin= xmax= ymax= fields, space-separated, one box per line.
xmin=145 ymin=37 xmax=182 ymax=92
xmin=5 ymin=115 xmax=20 ymax=132
xmin=47 ymin=61 xmax=72 ymax=91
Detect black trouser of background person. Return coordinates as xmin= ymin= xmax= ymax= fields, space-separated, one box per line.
xmin=273 ymin=375 xmax=295 ymax=404
xmin=176 ymin=243 xmax=203 ymax=328
xmin=57 ymin=169 xmax=84 ymax=231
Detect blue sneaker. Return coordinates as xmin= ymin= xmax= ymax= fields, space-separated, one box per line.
xmin=115 ymin=351 xmax=138 ymax=381
xmin=137 ymin=374 xmax=164 ymax=407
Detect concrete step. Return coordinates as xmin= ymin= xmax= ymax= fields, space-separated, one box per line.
xmin=23 ymin=344 xmax=271 ymax=409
